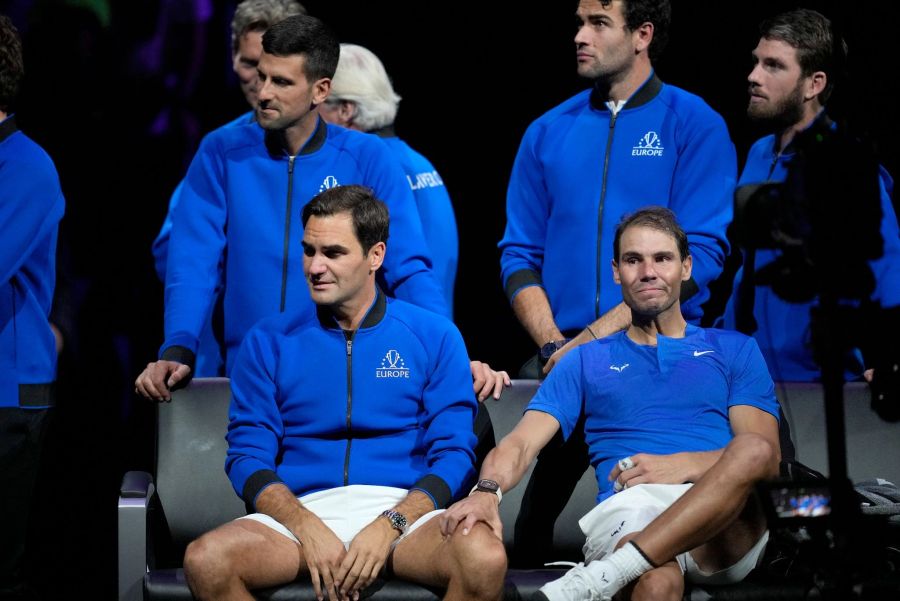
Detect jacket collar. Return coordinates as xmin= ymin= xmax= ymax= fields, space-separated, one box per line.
xmin=0 ymin=115 xmax=18 ymax=144
xmin=316 ymin=286 xmax=387 ymax=331
xmin=264 ymin=116 xmax=328 ymax=157
xmin=371 ymin=125 xmax=396 ymax=139
xmin=590 ymin=73 xmax=663 ymax=112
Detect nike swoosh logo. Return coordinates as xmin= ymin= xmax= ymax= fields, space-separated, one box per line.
xmin=693 ymin=350 xmax=714 ymax=357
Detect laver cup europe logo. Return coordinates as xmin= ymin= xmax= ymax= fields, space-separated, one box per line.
xmin=632 ymin=131 xmax=664 ymax=157
xmin=376 ymin=349 xmax=410 ymax=378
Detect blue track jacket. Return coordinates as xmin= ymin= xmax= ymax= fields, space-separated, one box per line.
xmin=723 ymin=117 xmax=900 ymax=381
xmin=499 ymin=74 xmax=735 ymax=332
xmin=226 ymin=291 xmax=477 ymax=510
xmin=160 ymin=118 xmax=447 ymax=374
xmin=0 ymin=116 xmax=64 ymax=408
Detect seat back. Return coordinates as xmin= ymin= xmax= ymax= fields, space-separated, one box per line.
xmin=486 ymin=380 xmax=598 ymax=557
xmin=157 ymin=378 xmax=245 ymax=550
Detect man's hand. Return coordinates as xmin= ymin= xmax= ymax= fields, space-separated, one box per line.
xmin=471 ymin=360 xmax=511 ymax=402
xmin=439 ymin=491 xmax=502 ymax=539
xmin=335 ymin=517 xmax=397 ymax=599
xmin=608 ymin=452 xmax=717 ymax=491
xmin=293 ymin=513 xmax=349 ymax=601
xmin=134 ymin=360 xmax=192 ymax=402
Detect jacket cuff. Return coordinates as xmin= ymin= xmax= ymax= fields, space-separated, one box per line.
xmin=505 ymin=269 xmax=543 ymax=303
xmin=411 ymin=474 xmax=452 ymax=509
xmin=242 ymin=469 xmax=283 ymax=511
xmin=160 ymin=345 xmax=196 ymax=371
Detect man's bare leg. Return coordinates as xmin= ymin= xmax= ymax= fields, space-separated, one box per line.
xmin=540 ymin=433 xmax=777 ymax=600
xmin=392 ymin=516 xmax=507 ymax=601
xmin=183 ymin=519 xmax=307 ymax=601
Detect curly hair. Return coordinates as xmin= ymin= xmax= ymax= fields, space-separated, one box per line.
xmin=0 ymin=15 xmax=24 ymax=113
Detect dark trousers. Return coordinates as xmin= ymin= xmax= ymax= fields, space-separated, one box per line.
xmin=512 ymin=414 xmax=589 ymax=567
xmin=0 ymin=408 xmax=50 ymax=601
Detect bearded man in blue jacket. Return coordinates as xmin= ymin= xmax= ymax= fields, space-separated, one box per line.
xmin=181 ymin=185 xmax=506 ymax=601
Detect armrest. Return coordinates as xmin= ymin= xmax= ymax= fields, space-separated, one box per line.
xmin=118 ymin=470 xmax=156 ymax=601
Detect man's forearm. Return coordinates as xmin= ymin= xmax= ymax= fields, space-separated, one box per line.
xmin=255 ymin=482 xmax=313 ymax=534
xmin=385 ymin=490 xmax=436 ymax=526
xmin=512 ymin=286 xmax=564 ymax=347
xmin=478 ymin=435 xmax=539 ymax=496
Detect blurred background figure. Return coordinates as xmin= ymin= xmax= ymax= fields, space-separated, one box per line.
xmin=320 ymin=43 xmax=459 ymax=315
xmin=0 ymin=13 xmax=65 ymax=601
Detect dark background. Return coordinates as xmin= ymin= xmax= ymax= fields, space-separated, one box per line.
xmin=1 ymin=1 xmax=897 ymax=598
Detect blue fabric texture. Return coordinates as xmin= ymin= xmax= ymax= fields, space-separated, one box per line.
xmin=527 ymin=325 xmax=778 ymax=502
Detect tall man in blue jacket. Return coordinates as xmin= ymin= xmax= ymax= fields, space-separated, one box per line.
xmin=498 ymin=0 xmax=736 ymax=565
xmin=445 ymin=207 xmax=779 ymax=601
xmin=0 ymin=14 xmax=66 ymax=599
xmin=722 ymin=8 xmax=900 ymax=382
xmin=135 ymin=15 xmax=448 ymax=396
xmin=182 ymin=186 xmax=506 ymax=601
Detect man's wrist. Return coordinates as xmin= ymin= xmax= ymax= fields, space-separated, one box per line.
xmin=469 ymin=478 xmax=503 ymax=504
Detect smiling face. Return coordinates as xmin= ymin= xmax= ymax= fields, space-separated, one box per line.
xmin=613 ymin=224 xmax=692 ymax=318
xmin=302 ymin=212 xmax=384 ymax=312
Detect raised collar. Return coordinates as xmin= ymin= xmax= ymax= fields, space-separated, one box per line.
xmin=370 ymin=125 xmax=396 ymax=139
xmin=315 ymin=286 xmax=387 ymax=331
xmin=264 ymin=115 xmax=328 ymax=157
xmin=778 ymin=111 xmax=834 ymax=157
xmin=590 ymin=73 xmax=663 ymax=112
xmin=0 ymin=114 xmax=18 ymax=144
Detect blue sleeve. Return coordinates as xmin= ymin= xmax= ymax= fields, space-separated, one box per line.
xmin=869 ymin=167 xmax=900 ymax=309
xmin=671 ymin=110 xmax=737 ymax=317
xmin=150 ymin=180 xmax=185 ymax=283
xmin=413 ymin=323 xmax=477 ymax=506
xmin=0 ymin=142 xmax=64 ymax=284
xmin=728 ymin=336 xmax=779 ymax=421
xmin=525 ymin=347 xmax=585 ymax=440
xmin=498 ymin=121 xmax=550 ymax=301
xmin=225 ymin=327 xmax=285 ymax=506
xmin=363 ymin=139 xmax=449 ymax=318
xmin=159 ymin=134 xmax=227 ymax=362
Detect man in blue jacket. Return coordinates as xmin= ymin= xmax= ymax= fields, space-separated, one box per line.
xmin=182 ymin=185 xmax=506 ymax=601
xmin=0 ymin=14 xmax=66 ymax=599
xmin=150 ymin=0 xmax=306 ymax=377
xmin=722 ymin=8 xmax=900 ymax=382
xmin=135 ymin=14 xmax=447 ymax=395
xmin=498 ymin=0 xmax=736 ymax=565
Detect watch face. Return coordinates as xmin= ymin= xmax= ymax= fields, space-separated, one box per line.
xmin=477 ymin=479 xmax=500 ymax=492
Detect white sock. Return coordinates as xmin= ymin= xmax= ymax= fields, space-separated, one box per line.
xmin=585 ymin=542 xmax=653 ymax=594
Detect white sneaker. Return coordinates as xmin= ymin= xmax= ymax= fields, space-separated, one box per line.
xmin=538 ymin=562 xmax=612 ymax=601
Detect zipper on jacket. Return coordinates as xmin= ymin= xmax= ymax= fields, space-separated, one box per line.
xmin=280 ymin=156 xmax=296 ymax=312
xmin=595 ymin=112 xmax=619 ymax=318
xmin=343 ymin=330 xmax=355 ymax=485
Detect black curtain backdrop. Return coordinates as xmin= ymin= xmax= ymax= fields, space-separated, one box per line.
xmin=1 ymin=1 xmax=897 ymax=597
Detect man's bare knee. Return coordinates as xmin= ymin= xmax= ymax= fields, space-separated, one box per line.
xmin=448 ymin=523 xmax=507 ymax=599
xmin=184 ymin=532 xmax=236 ymax=597
xmin=630 ymin=565 xmax=683 ymax=601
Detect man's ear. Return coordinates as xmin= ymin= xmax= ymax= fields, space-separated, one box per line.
xmin=312 ymin=77 xmax=332 ymax=106
xmin=681 ymin=255 xmax=693 ymax=281
xmin=368 ymin=241 xmax=386 ymax=273
xmin=612 ymin=259 xmax=621 ymax=285
xmin=805 ymin=71 xmax=827 ymax=101
xmin=633 ymin=21 xmax=654 ymax=55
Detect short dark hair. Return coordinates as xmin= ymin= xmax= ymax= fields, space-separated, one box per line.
xmin=262 ymin=14 xmax=339 ymax=82
xmin=759 ymin=8 xmax=846 ymax=105
xmin=613 ymin=206 xmax=689 ymax=261
xmin=0 ymin=15 xmax=24 ymax=113
xmin=301 ymin=185 xmax=389 ymax=254
xmin=601 ymin=0 xmax=671 ymax=60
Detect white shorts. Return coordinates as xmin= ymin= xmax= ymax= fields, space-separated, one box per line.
xmin=579 ymin=483 xmax=768 ymax=585
xmin=239 ymin=484 xmax=442 ymax=549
